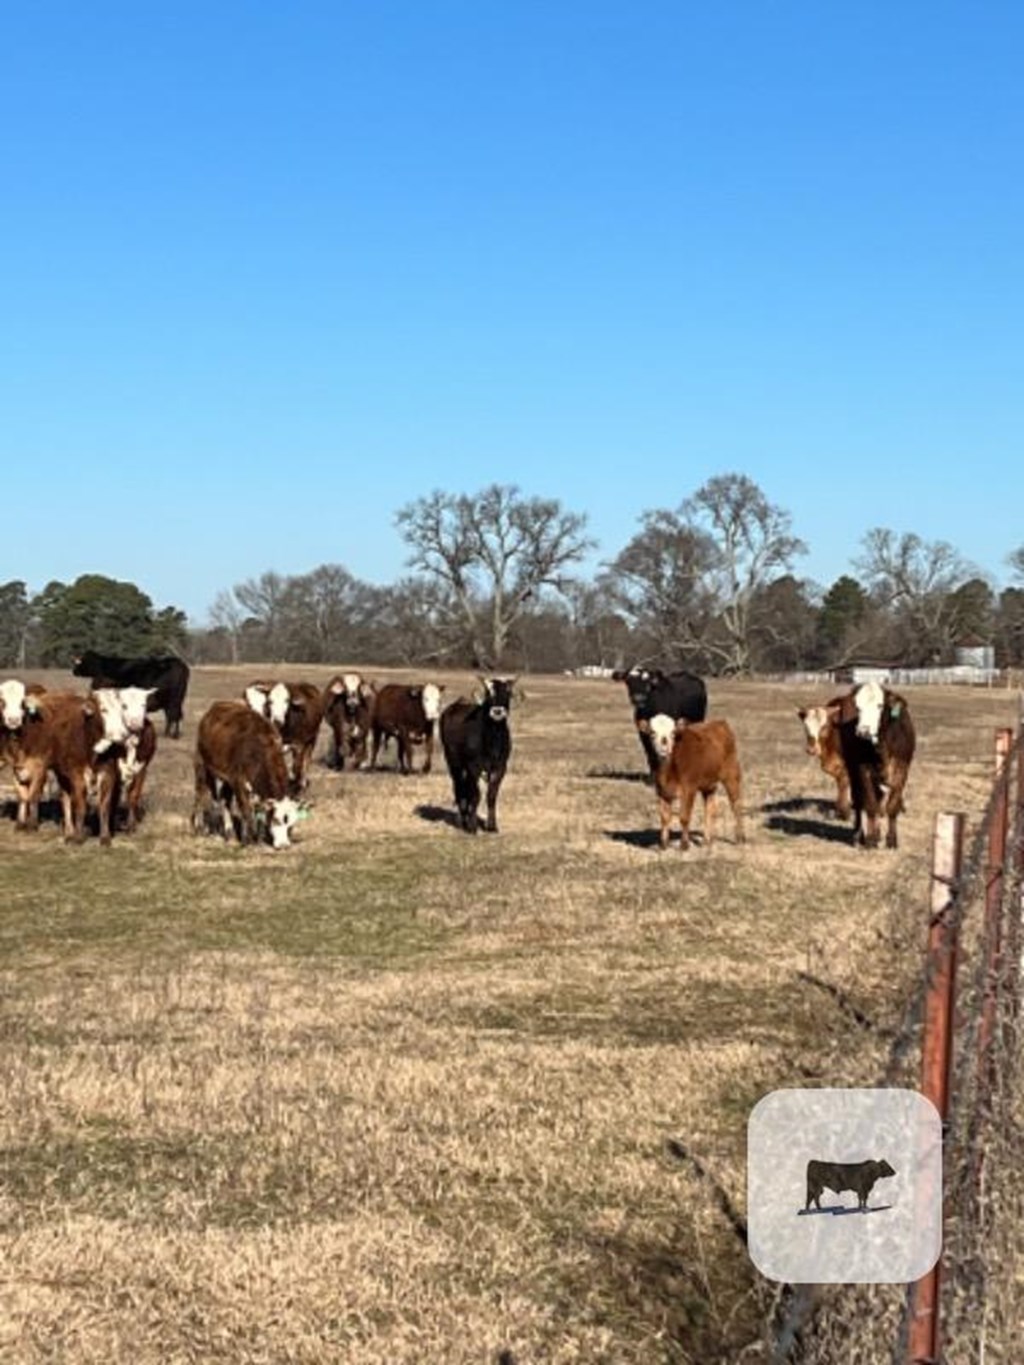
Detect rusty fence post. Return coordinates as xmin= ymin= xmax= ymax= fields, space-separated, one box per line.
xmin=977 ymin=728 xmax=1012 ymax=1095
xmin=907 ymin=810 xmax=965 ymax=1365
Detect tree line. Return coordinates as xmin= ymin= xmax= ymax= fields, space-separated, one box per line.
xmin=3 ymin=475 xmax=1024 ymax=675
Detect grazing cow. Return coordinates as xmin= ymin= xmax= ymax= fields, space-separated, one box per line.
xmin=370 ymin=682 xmax=446 ymax=774
xmin=796 ymin=703 xmax=852 ymax=820
xmin=72 ymin=651 xmax=190 ymax=738
xmin=193 ymin=700 xmax=304 ymax=848
xmin=322 ymin=673 xmax=377 ymax=770
xmin=440 ymin=677 xmax=514 ymax=834
xmin=3 ymin=687 xmax=145 ymax=842
xmin=638 ymin=714 xmax=744 ymax=852
xmin=613 ymin=666 xmax=708 ymax=777
xmin=243 ymin=680 xmax=324 ymax=794
xmin=805 ymin=1158 xmax=895 ymax=1212
xmin=826 ymin=681 xmax=916 ymax=849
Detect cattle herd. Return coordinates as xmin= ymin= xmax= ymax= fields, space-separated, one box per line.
xmin=0 ymin=654 xmax=916 ymax=853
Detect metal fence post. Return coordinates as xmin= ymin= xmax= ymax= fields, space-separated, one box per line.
xmin=977 ymin=729 xmax=1012 ymax=1093
xmin=907 ymin=810 xmax=965 ymax=1365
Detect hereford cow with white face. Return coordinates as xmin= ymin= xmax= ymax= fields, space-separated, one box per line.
xmin=370 ymin=682 xmax=447 ymax=774
xmin=796 ymin=702 xmax=852 ymax=821
xmin=825 ymin=682 xmax=916 ymax=849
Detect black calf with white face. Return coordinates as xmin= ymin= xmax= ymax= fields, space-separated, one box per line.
xmin=440 ymin=676 xmax=515 ymax=835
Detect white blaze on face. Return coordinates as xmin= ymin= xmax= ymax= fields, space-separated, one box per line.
xmin=244 ymin=685 xmax=268 ymax=715
xmin=118 ymin=686 xmax=153 ymax=734
xmin=92 ymin=688 xmax=130 ymax=750
xmin=648 ymin=712 xmax=677 ymax=761
xmin=421 ymin=683 xmax=442 ymax=721
xmin=0 ymin=678 xmax=27 ymax=729
xmin=268 ymin=796 xmax=301 ymax=848
xmin=267 ymin=683 xmax=290 ymax=727
xmin=854 ymin=680 xmax=886 ymax=742
xmin=799 ymin=706 xmax=830 ymax=756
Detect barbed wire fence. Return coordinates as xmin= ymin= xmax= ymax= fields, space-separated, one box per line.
xmin=745 ymin=711 xmax=1024 ymax=1364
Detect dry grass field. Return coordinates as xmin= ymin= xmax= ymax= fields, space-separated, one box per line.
xmin=0 ymin=667 xmax=1019 ymax=1363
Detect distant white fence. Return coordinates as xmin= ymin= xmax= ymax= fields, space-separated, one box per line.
xmin=776 ymin=665 xmax=1013 ymax=688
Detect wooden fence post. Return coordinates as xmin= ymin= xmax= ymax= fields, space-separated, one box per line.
xmin=907 ymin=810 xmax=965 ymax=1365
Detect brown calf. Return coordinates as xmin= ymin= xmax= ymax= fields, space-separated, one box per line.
xmin=370 ymin=682 xmax=446 ymax=774
xmin=244 ymin=680 xmax=324 ymax=793
xmin=796 ymin=703 xmax=852 ymax=820
xmin=638 ymin=714 xmax=745 ymax=851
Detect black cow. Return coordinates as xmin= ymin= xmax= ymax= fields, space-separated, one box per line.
xmin=612 ymin=666 xmax=708 ymax=777
xmin=439 ymin=677 xmax=514 ymax=834
xmin=805 ymin=1158 xmax=895 ymax=1212
xmin=72 ymin=651 xmax=190 ymax=738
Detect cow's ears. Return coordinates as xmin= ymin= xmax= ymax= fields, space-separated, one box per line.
xmin=82 ymin=699 xmax=97 ymax=718
xmin=674 ymin=717 xmax=690 ymax=734
xmin=637 ymin=718 xmax=651 ymax=733
xmin=329 ymin=679 xmax=345 ymax=694
xmin=796 ymin=707 xmax=807 ymax=720
xmin=25 ymin=695 xmax=43 ymax=716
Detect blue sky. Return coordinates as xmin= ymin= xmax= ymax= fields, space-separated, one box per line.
xmin=2 ymin=2 xmax=1022 ymax=621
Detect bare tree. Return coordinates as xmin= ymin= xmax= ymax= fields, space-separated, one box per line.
xmin=208 ymin=589 xmax=243 ymax=664
xmin=233 ymin=571 xmax=290 ymax=661
xmin=684 ymin=474 xmax=807 ymax=674
xmin=855 ymin=529 xmax=972 ymax=663
xmin=396 ymin=485 xmax=592 ymax=667
xmin=604 ymin=511 xmax=718 ymax=666
xmin=1008 ymin=545 xmax=1024 ymax=583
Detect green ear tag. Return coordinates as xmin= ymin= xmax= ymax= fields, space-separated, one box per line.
xmin=890 ymin=703 xmax=901 ymax=719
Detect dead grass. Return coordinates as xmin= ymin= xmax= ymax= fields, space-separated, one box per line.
xmin=0 ymin=667 xmax=1019 ymax=1362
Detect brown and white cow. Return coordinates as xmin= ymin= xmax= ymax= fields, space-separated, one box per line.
xmin=797 ymin=702 xmax=852 ymax=820
xmin=322 ymin=673 xmax=377 ymax=770
xmin=825 ymin=680 xmax=916 ymax=849
xmin=244 ymin=680 xmax=324 ymax=793
xmin=193 ymin=700 xmax=305 ymax=848
xmin=3 ymin=685 xmax=151 ymax=843
xmin=638 ymin=714 xmax=745 ymax=852
xmin=116 ymin=717 xmax=158 ymax=833
xmin=370 ymin=682 xmax=446 ymax=774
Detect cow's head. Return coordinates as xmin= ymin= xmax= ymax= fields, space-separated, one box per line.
xmin=91 ymin=688 xmax=132 ymax=752
xmin=876 ymin=1159 xmax=896 ymax=1178
xmin=0 ymin=679 xmax=28 ymax=730
xmin=637 ymin=712 xmax=676 ymax=761
xmin=479 ymin=676 xmax=515 ymax=722
xmin=267 ymin=682 xmax=290 ymax=727
xmin=117 ymin=686 xmax=156 ymax=734
xmin=620 ymin=666 xmax=664 ymax=710
xmin=244 ymin=684 xmax=269 ymax=716
xmin=264 ymin=795 xmax=309 ymax=849
xmin=851 ymin=680 xmax=886 ymax=742
xmin=421 ymin=683 xmax=444 ymax=721
xmin=797 ymin=705 xmax=832 ymax=757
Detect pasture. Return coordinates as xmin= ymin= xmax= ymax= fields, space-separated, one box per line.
xmin=0 ymin=668 xmax=1017 ymax=1363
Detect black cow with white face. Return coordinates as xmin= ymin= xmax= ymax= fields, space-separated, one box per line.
xmin=612 ymin=666 xmax=708 ymax=777
xmin=439 ymin=677 xmax=514 ymax=834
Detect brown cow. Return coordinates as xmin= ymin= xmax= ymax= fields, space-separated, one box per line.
xmin=638 ymin=714 xmax=745 ymax=852
xmin=193 ymin=700 xmax=304 ymax=848
xmin=322 ymin=673 xmax=377 ymax=770
xmin=797 ymin=703 xmax=852 ymax=820
xmin=826 ymin=681 xmax=915 ymax=849
xmin=370 ymin=682 xmax=446 ymax=774
xmin=3 ymin=687 xmax=143 ymax=843
xmin=244 ymin=680 xmax=324 ymax=793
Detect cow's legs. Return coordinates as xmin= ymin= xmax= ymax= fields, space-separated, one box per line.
xmin=234 ymin=785 xmax=257 ymax=845
xmin=484 ymin=769 xmax=504 ymax=832
xmin=62 ymin=772 xmax=88 ymax=843
xmin=657 ymin=795 xmax=673 ymax=850
xmin=723 ymin=765 xmax=745 ymax=845
xmin=369 ymin=725 xmax=383 ymax=771
xmin=421 ymin=727 xmax=433 ymax=775
xmin=96 ymin=770 xmax=118 ymax=846
xmin=702 ymin=790 xmax=717 ymax=849
xmin=191 ymin=758 xmax=212 ymax=834
xmin=677 ymin=787 xmax=698 ymax=852
xmin=14 ymin=762 xmax=46 ymax=831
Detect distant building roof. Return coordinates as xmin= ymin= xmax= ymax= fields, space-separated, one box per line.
xmin=955 ymin=635 xmax=991 ymax=649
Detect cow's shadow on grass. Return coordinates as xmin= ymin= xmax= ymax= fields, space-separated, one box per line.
xmin=414 ymin=803 xmax=462 ymax=829
xmin=798 ymin=1204 xmax=893 ymax=1216
xmin=585 ymin=766 xmax=652 ymax=785
xmin=761 ymin=797 xmax=837 ymax=816
xmin=604 ymin=828 xmax=708 ymax=851
xmin=1 ymin=797 xmax=64 ymax=827
xmin=764 ymin=813 xmax=853 ymax=845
